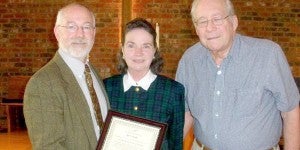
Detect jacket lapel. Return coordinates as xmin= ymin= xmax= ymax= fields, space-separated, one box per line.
xmin=53 ymin=53 xmax=97 ymax=146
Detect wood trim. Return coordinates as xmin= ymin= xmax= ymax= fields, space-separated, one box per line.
xmin=121 ymin=0 xmax=132 ymax=44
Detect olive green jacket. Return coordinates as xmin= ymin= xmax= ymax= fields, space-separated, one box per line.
xmin=24 ymin=52 xmax=110 ymax=150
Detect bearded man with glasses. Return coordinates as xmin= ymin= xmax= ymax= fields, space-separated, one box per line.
xmin=24 ymin=3 xmax=110 ymax=150
xmin=176 ymin=0 xmax=300 ymax=150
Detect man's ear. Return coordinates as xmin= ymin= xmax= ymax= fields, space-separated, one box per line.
xmin=232 ymin=15 xmax=239 ymax=31
xmin=54 ymin=26 xmax=59 ymax=40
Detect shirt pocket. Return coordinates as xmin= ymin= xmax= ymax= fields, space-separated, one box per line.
xmin=232 ymin=87 xmax=262 ymax=119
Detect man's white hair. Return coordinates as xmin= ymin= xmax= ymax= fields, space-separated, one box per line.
xmin=55 ymin=3 xmax=95 ymax=26
xmin=190 ymin=0 xmax=235 ymax=22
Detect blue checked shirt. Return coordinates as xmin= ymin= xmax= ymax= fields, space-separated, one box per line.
xmin=176 ymin=34 xmax=300 ymax=150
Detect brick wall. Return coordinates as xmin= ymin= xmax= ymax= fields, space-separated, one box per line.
xmin=0 ymin=1 xmax=121 ymax=98
xmin=0 ymin=0 xmax=299 ymax=111
xmin=235 ymin=0 xmax=300 ymax=76
xmin=131 ymin=0 xmax=197 ymax=77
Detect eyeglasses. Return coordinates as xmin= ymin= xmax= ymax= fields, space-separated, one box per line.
xmin=58 ymin=24 xmax=95 ymax=33
xmin=195 ymin=15 xmax=230 ymax=28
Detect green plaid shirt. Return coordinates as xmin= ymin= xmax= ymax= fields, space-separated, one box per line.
xmin=104 ymin=74 xmax=185 ymax=150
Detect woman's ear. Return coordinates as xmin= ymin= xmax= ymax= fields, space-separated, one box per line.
xmin=121 ymin=47 xmax=125 ymax=59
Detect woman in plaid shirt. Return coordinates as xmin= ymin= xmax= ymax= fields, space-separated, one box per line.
xmin=104 ymin=18 xmax=185 ymax=150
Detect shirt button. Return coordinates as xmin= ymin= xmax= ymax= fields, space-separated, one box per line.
xmin=135 ymin=87 xmax=140 ymax=92
xmin=215 ymin=113 xmax=219 ymax=117
xmin=214 ymin=134 xmax=218 ymax=139
xmin=217 ymin=70 xmax=222 ymax=75
xmin=134 ymin=106 xmax=138 ymax=111
xmin=216 ymin=91 xmax=220 ymax=95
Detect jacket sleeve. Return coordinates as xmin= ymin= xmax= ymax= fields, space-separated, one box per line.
xmin=24 ymin=75 xmax=67 ymax=150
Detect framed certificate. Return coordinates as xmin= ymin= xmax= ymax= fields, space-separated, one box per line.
xmin=96 ymin=110 xmax=168 ymax=150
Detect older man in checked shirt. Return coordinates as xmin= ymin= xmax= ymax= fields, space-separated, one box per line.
xmin=176 ymin=0 xmax=300 ymax=149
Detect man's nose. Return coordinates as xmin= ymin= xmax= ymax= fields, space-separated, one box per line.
xmin=74 ymin=27 xmax=85 ymax=37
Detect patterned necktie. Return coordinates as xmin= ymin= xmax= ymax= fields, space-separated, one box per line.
xmin=84 ymin=64 xmax=104 ymax=130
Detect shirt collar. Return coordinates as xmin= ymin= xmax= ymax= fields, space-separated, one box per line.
xmin=123 ymin=70 xmax=157 ymax=92
xmin=205 ymin=34 xmax=241 ymax=67
xmin=228 ymin=33 xmax=241 ymax=64
xmin=58 ymin=48 xmax=85 ymax=78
